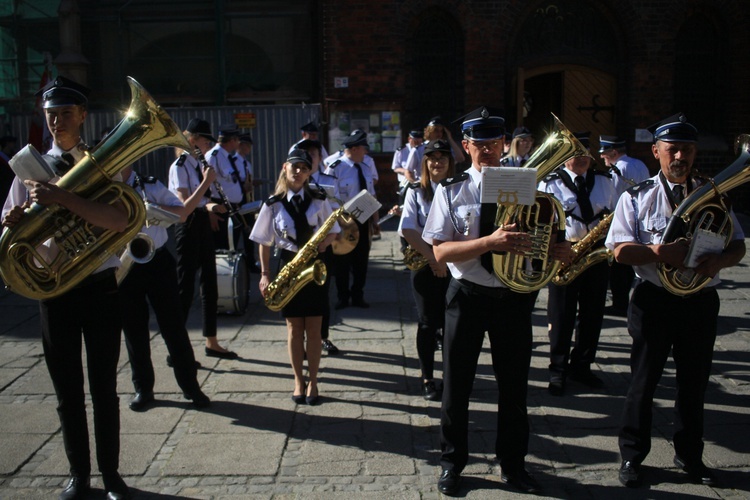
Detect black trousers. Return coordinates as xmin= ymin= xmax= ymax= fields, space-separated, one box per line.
xmin=332 ymin=219 xmax=370 ymax=302
xmin=547 ymin=260 xmax=610 ymax=374
xmin=39 ymin=271 xmax=122 ymax=478
xmin=440 ymin=278 xmax=536 ymax=473
xmin=174 ymin=210 xmax=218 ymax=337
xmin=212 ymin=200 xmax=246 ymax=252
xmin=610 ymin=261 xmax=635 ymax=310
xmin=411 ymin=265 xmax=449 ymax=380
xmin=119 ymin=248 xmax=201 ymax=395
xmin=619 ymin=280 xmax=719 ymax=465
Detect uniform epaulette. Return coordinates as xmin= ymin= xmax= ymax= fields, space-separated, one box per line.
xmin=139 ymin=175 xmax=157 ymax=184
xmin=499 ymin=156 xmax=511 ymax=166
xmin=593 ymin=169 xmax=612 ymax=179
xmin=396 ymin=146 xmax=404 ymax=151
xmin=210 ymin=149 xmax=219 ymax=157
xmin=265 ymin=194 xmax=283 ymax=205
xmin=406 ymin=181 xmax=421 ymax=190
xmin=440 ymin=172 xmax=469 ymax=186
xmin=309 ymin=188 xmax=327 ymax=201
xmin=176 ymin=152 xmax=188 ymax=166
xmin=328 ymin=159 xmax=342 ymax=169
xmin=542 ymin=171 xmax=561 ymax=183
xmin=627 ymin=178 xmax=655 ymax=195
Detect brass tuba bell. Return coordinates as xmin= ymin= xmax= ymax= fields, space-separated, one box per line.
xmin=0 ymin=77 xmax=190 ymax=300
xmin=657 ymin=133 xmax=750 ymax=296
xmin=492 ymin=114 xmax=592 ymax=293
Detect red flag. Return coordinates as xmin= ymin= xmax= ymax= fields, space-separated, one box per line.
xmin=28 ymin=54 xmax=53 ymax=152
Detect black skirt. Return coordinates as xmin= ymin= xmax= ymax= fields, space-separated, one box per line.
xmin=278 ymin=250 xmax=329 ymax=318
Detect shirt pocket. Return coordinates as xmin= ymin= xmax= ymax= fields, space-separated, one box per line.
xmin=640 ymin=215 xmax=668 ymax=244
xmin=456 ymin=203 xmax=481 ymax=230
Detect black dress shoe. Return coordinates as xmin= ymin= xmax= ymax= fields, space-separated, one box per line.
xmin=291 ymin=393 xmax=305 ymax=404
xmin=322 ymin=339 xmax=340 ymax=354
xmin=103 ymin=473 xmax=130 ymax=500
xmin=568 ymin=366 xmax=604 ymax=388
xmin=422 ymin=380 xmax=440 ymax=401
xmin=674 ymin=455 xmax=718 ymax=486
xmin=166 ymin=355 xmax=201 ymax=369
xmin=205 ymin=347 xmax=238 ymax=359
xmin=184 ymin=389 xmax=211 ymax=409
xmin=59 ymin=475 xmax=90 ymax=500
xmin=501 ymin=467 xmax=540 ymax=494
xmin=351 ymin=298 xmax=370 ymax=308
xmin=128 ymin=391 xmax=154 ymax=412
xmin=548 ymin=374 xmax=565 ymax=396
xmin=437 ymin=469 xmax=461 ymax=496
xmin=334 ymin=299 xmax=349 ymax=310
xmin=619 ymin=460 xmax=641 ymax=487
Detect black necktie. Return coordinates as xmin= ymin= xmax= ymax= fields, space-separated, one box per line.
xmin=354 ymin=162 xmax=367 ymax=192
xmin=292 ymin=194 xmax=303 ymax=213
xmin=575 ymin=175 xmax=594 ymax=223
xmin=61 ymin=152 xmax=76 ymax=172
xmin=672 ymin=184 xmax=684 ymax=205
xmin=479 ymin=186 xmax=496 ymax=273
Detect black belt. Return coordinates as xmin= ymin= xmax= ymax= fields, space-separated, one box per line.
xmin=456 ymin=278 xmax=513 ymax=299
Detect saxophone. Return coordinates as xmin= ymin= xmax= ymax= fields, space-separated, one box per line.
xmin=552 ymin=212 xmax=614 ymax=286
xmin=264 ymin=206 xmax=344 ymax=311
xmin=403 ymin=245 xmax=428 ymax=271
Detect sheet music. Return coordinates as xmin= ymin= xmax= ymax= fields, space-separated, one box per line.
xmin=344 ymin=189 xmax=382 ymax=223
xmin=480 ymin=167 xmax=537 ymax=205
xmin=683 ymin=228 xmax=726 ymax=268
xmin=9 ymin=144 xmax=57 ymax=182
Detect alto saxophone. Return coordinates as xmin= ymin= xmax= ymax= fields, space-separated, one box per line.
xmin=264 ymin=206 xmax=345 ymax=311
xmin=552 ymin=212 xmax=614 ymax=286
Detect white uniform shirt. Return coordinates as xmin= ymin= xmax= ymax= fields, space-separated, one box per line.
xmin=249 ymin=190 xmax=340 ymax=252
xmin=126 ymin=170 xmax=183 ymax=250
xmin=206 ymin=143 xmax=243 ymax=204
xmin=605 ymin=174 xmax=744 ymax=287
xmin=168 ymin=153 xmax=208 ymax=209
xmin=611 ymin=154 xmax=651 ymax=196
xmin=398 ymin=182 xmax=436 ymax=235
xmin=403 ymin=145 xmax=424 ymax=182
xmin=538 ymin=168 xmax=618 ymax=242
xmin=422 ymin=166 xmax=507 ymax=288
xmin=323 ymin=155 xmax=376 ymax=203
xmin=310 ymin=170 xmax=338 ymax=202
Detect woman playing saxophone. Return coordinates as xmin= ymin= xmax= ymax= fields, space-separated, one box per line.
xmin=249 ymin=149 xmax=340 ymax=405
xmin=397 ymin=139 xmax=454 ymax=401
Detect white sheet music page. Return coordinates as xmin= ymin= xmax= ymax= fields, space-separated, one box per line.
xmin=9 ymin=144 xmax=57 ymax=182
xmin=683 ymin=228 xmax=726 ymax=268
xmin=480 ymin=167 xmax=537 ymax=205
xmin=344 ymin=189 xmax=382 ymax=223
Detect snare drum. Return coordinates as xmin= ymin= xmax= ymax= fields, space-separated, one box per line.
xmin=216 ymin=251 xmax=248 ymax=314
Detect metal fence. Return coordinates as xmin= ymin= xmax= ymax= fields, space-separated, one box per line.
xmin=8 ymin=102 xmax=324 ymax=202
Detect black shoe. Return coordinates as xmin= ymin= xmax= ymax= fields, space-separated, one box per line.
xmin=568 ymin=366 xmax=604 ymax=388
xmin=322 ymin=339 xmax=340 ymax=354
xmin=291 ymin=393 xmax=305 ymax=404
xmin=501 ymin=467 xmax=540 ymax=494
xmin=166 ymin=355 xmax=201 ymax=369
xmin=205 ymin=347 xmax=238 ymax=359
xmin=619 ymin=460 xmax=641 ymax=487
xmin=103 ymin=473 xmax=130 ymax=500
xmin=437 ymin=469 xmax=461 ymax=496
xmin=128 ymin=391 xmax=154 ymax=412
xmin=184 ymin=389 xmax=211 ymax=409
xmin=422 ymin=380 xmax=440 ymax=401
xmin=59 ymin=475 xmax=90 ymax=500
xmin=674 ymin=455 xmax=718 ymax=486
xmin=351 ymin=298 xmax=370 ymax=308
xmin=548 ymin=374 xmax=565 ymax=396
xmin=334 ymin=299 xmax=349 ymax=310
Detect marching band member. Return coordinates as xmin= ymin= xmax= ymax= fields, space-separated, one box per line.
xmin=538 ymin=132 xmax=618 ymax=396
xmin=206 ymin=125 xmax=244 ymax=251
xmin=120 ymin=163 xmax=214 ymax=412
xmin=398 ymin=139 xmax=453 ymax=401
xmin=168 ymin=119 xmax=236 ymax=360
xmin=250 ymin=149 xmax=340 ymax=405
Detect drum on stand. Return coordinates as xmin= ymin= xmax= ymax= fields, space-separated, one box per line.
xmin=216 ymin=251 xmax=248 ymax=314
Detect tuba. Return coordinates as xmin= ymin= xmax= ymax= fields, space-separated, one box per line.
xmin=492 ymin=114 xmax=592 ymax=292
xmin=657 ymin=134 xmax=750 ymax=296
xmin=264 ymin=205 xmax=345 ymax=311
xmin=552 ymin=212 xmax=614 ymax=286
xmin=0 ymin=77 xmax=190 ymax=300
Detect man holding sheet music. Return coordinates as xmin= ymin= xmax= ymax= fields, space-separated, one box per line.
xmin=422 ymin=107 xmax=570 ymax=496
xmin=605 ymin=113 xmax=745 ymax=488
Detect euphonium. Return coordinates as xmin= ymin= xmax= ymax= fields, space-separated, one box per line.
xmin=115 ymin=232 xmax=156 ymax=285
xmin=493 ymin=114 xmax=592 ymax=292
xmin=552 ymin=212 xmax=614 ymax=286
xmin=0 ymin=77 xmax=190 ymax=300
xmin=657 ymin=133 xmax=750 ymax=296
xmin=403 ymin=245 xmax=428 ymax=271
xmin=264 ymin=205 xmax=345 ymax=311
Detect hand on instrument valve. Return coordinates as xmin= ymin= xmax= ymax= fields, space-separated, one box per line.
xmin=2 ymin=202 xmax=30 ymax=228
xmin=655 ymin=238 xmax=690 ymax=269
xmin=489 ymin=223 xmax=532 ymax=255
